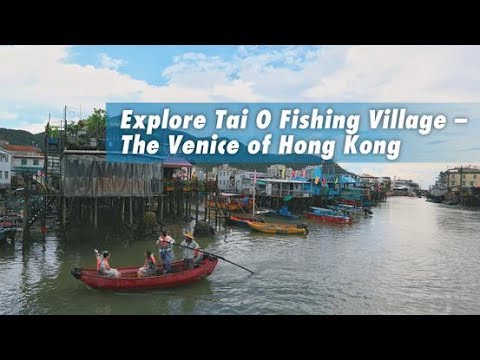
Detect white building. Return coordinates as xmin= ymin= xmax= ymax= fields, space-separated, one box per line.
xmin=234 ymin=171 xmax=267 ymax=194
xmin=391 ymin=178 xmax=419 ymax=196
xmin=215 ymin=164 xmax=238 ymax=191
xmin=3 ymin=144 xmax=44 ymax=177
xmin=267 ymin=164 xmax=286 ymax=178
xmin=0 ymin=147 xmax=12 ymax=189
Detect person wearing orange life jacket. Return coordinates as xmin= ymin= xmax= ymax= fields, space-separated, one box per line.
xmin=137 ymin=250 xmax=157 ymax=277
xmin=94 ymin=249 xmax=120 ymax=278
xmin=156 ymin=231 xmax=175 ymax=274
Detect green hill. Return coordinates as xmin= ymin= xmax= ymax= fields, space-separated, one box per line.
xmin=0 ymin=128 xmax=45 ymax=149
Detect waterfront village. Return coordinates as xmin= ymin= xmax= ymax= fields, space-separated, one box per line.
xmin=0 ymin=112 xmax=479 ymax=243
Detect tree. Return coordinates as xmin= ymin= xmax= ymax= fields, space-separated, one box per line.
xmin=85 ymin=108 xmax=106 ymax=140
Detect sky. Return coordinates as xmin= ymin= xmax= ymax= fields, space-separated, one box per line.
xmin=1 ymin=45 xmax=479 ymax=187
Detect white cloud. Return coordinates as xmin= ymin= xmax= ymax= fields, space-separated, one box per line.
xmin=3 ymin=45 xmax=480 ymax=118
xmin=302 ymin=46 xmax=480 ymax=101
xmin=18 ymin=122 xmax=46 ymax=134
xmin=11 ymin=121 xmax=46 ymax=134
xmin=1 ymin=45 xmax=479 ymax=185
xmin=98 ymin=53 xmax=126 ymax=70
xmin=0 ymin=111 xmax=18 ymax=120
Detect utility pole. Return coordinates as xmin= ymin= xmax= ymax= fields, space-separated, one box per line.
xmin=22 ymin=174 xmax=31 ymax=241
xmin=64 ymin=106 xmax=67 ymax=151
xmin=41 ymin=114 xmax=50 ymax=236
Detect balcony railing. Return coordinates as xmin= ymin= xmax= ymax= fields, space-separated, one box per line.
xmin=270 ymin=190 xmax=312 ymax=197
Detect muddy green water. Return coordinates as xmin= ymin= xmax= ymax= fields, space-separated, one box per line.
xmin=1 ymin=197 xmax=479 ymax=314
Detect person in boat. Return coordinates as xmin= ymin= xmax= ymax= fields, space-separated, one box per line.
xmin=94 ymin=249 xmax=120 ymax=278
xmin=180 ymin=232 xmax=201 ymax=269
xmin=137 ymin=250 xmax=157 ymax=277
xmin=156 ymin=231 xmax=175 ymax=274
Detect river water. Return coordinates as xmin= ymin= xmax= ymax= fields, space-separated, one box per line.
xmin=1 ymin=197 xmax=479 ymax=315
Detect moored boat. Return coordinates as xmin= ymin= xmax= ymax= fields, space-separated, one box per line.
xmin=226 ymin=215 xmax=263 ymax=227
xmin=247 ymin=221 xmax=308 ymax=235
xmin=71 ymin=256 xmax=218 ymax=291
xmin=309 ymin=206 xmax=335 ymax=215
xmin=208 ymin=193 xmax=253 ymax=212
xmin=264 ymin=206 xmax=299 ymax=219
xmin=0 ymin=227 xmax=16 ymax=241
xmin=304 ymin=211 xmax=352 ymax=224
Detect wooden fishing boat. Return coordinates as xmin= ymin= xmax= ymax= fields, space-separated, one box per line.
xmin=338 ymin=199 xmax=362 ymax=207
xmin=71 ymin=256 xmax=218 ymax=291
xmin=304 ymin=211 xmax=352 ymax=224
xmin=207 ymin=193 xmax=253 ymax=212
xmin=0 ymin=227 xmax=16 ymax=240
xmin=226 ymin=215 xmax=262 ymax=227
xmin=309 ymin=206 xmax=335 ymax=214
xmin=327 ymin=204 xmax=372 ymax=217
xmin=247 ymin=221 xmax=308 ymax=235
xmin=264 ymin=206 xmax=299 ymax=219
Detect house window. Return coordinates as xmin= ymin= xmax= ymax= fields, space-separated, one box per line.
xmin=450 ymin=181 xmax=455 ymax=186
xmin=21 ymin=159 xmax=27 ymax=165
xmin=0 ymin=172 xmax=2 ymax=179
xmin=470 ymin=182 xmax=474 ymax=186
xmin=4 ymin=171 xmax=7 ymax=179
xmin=33 ymin=159 xmax=39 ymax=166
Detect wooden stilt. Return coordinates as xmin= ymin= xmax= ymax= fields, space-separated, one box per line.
xmin=129 ymin=196 xmax=133 ymax=225
xmin=195 ymin=189 xmax=199 ymax=222
xmin=121 ymin=198 xmax=125 ymax=222
xmin=63 ymin=195 xmax=67 ymax=226
xmin=94 ymin=197 xmax=98 ymax=228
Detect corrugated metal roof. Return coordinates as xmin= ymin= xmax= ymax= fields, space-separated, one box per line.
xmin=3 ymin=144 xmax=42 ymax=153
xmin=163 ymin=156 xmax=192 ymax=168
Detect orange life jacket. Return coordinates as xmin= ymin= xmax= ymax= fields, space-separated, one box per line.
xmin=97 ymin=258 xmax=110 ymax=271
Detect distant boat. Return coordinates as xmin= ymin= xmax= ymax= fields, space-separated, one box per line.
xmin=247 ymin=221 xmax=308 ymax=235
xmin=328 ymin=204 xmax=372 ymax=217
xmin=264 ymin=206 xmax=299 ymax=219
xmin=0 ymin=227 xmax=17 ymax=240
xmin=208 ymin=193 xmax=253 ymax=212
xmin=226 ymin=215 xmax=262 ymax=227
xmin=304 ymin=207 xmax=352 ymax=224
xmin=309 ymin=206 xmax=335 ymax=214
xmin=71 ymin=257 xmax=218 ymax=291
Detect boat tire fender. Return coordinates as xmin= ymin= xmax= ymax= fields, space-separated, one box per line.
xmin=71 ymin=267 xmax=82 ymax=279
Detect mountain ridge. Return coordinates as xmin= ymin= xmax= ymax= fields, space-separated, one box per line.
xmin=0 ymin=128 xmax=45 ymax=149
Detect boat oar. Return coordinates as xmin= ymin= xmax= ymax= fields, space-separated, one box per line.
xmin=170 ymin=242 xmax=254 ymax=274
